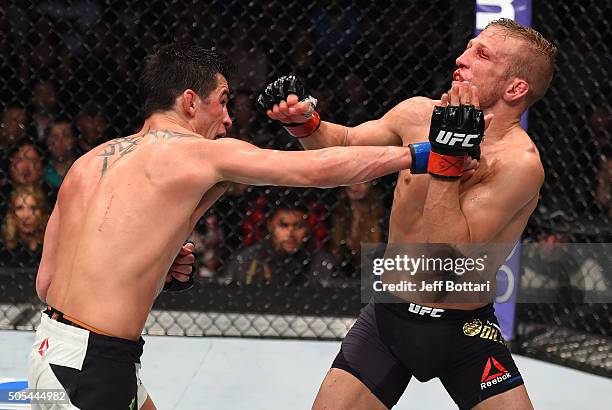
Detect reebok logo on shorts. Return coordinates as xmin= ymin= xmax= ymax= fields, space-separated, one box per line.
xmin=480 ymin=356 xmax=511 ymax=390
xmin=38 ymin=337 xmax=49 ymax=356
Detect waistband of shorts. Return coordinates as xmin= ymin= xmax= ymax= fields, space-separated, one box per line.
xmin=373 ymin=292 xmax=494 ymax=321
xmin=44 ymin=306 xmax=144 ymax=362
xmin=45 ymin=306 xmax=115 ymax=336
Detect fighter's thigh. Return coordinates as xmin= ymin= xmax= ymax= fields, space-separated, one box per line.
xmin=28 ymin=356 xmax=80 ymax=410
xmin=471 ymin=385 xmax=533 ymax=410
xmin=312 ymin=368 xmax=387 ymax=410
xmin=441 ymin=315 xmax=526 ymax=409
xmin=313 ymin=303 xmax=411 ymax=409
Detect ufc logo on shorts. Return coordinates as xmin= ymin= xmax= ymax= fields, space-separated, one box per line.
xmin=435 ymin=131 xmax=478 ymax=147
xmin=408 ymin=303 xmax=444 ymax=318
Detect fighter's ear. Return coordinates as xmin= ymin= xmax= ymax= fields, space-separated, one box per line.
xmin=181 ymin=89 xmax=198 ymax=117
xmin=504 ymin=78 xmax=529 ymax=103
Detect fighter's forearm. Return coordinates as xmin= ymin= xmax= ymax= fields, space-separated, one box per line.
xmin=312 ymin=145 xmax=411 ymax=188
xmin=298 ymin=121 xmax=350 ymax=150
xmin=422 ymin=179 xmax=471 ymax=244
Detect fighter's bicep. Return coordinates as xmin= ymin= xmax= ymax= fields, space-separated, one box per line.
xmin=211 ymin=138 xmax=318 ymax=187
xmin=345 ymin=118 xmax=403 ymax=146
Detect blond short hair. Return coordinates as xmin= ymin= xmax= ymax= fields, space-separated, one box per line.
xmin=486 ymin=18 xmax=557 ymax=107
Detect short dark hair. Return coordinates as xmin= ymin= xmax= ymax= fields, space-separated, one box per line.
xmin=8 ymin=140 xmax=42 ymax=160
xmin=139 ymin=43 xmax=233 ymax=118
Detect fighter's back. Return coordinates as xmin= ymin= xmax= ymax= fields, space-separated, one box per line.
xmin=46 ymin=131 xmax=217 ymax=340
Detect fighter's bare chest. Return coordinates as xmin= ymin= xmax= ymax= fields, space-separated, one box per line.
xmin=400 ymin=162 xmax=488 ymax=205
xmin=389 ymin=155 xmax=494 ymax=240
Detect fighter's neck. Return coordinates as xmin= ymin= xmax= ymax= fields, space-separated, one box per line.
xmin=139 ymin=113 xmax=197 ymax=136
xmin=482 ymin=106 xmax=524 ymax=142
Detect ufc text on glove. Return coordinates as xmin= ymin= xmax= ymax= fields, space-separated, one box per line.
xmin=427 ymin=105 xmax=484 ymax=180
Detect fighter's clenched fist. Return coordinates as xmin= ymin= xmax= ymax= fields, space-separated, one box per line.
xmin=256 ymin=75 xmax=321 ymax=138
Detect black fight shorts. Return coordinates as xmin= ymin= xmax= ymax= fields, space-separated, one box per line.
xmin=332 ymin=299 xmax=524 ymax=409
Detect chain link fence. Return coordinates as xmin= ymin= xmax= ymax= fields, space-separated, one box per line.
xmin=0 ymin=0 xmax=610 ymax=378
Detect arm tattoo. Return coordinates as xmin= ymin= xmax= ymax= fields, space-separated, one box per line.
xmin=98 ymin=130 xmax=199 ymax=176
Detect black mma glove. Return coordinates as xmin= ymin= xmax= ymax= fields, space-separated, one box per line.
xmin=163 ymin=241 xmax=197 ymax=292
xmin=427 ymin=104 xmax=485 ymax=179
xmin=256 ymin=75 xmax=321 ymax=138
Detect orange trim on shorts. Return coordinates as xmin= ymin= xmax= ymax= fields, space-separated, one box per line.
xmin=62 ymin=313 xmax=115 ymax=337
xmin=46 ymin=306 xmax=115 ymax=337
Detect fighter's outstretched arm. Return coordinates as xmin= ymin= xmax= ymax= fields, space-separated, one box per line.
xmin=286 ymin=106 xmax=403 ymax=149
xmin=210 ymin=137 xmax=416 ymax=188
xmin=36 ymin=203 xmax=60 ymax=302
xmin=257 ymin=76 xmax=434 ymax=149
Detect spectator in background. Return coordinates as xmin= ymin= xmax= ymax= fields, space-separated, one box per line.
xmin=0 ymin=103 xmax=28 ymax=147
xmin=30 ymin=79 xmax=59 ymax=141
xmin=0 ymin=184 xmax=50 ymax=267
xmin=331 ymin=181 xmax=383 ymax=278
xmin=225 ymin=190 xmax=336 ymax=287
xmin=2 ymin=142 xmax=49 ymax=215
xmin=75 ymin=104 xmax=108 ymax=156
xmin=8 ymin=143 xmax=44 ymax=189
xmin=0 ymin=103 xmax=29 ymax=191
xmin=44 ymin=117 xmax=77 ymax=190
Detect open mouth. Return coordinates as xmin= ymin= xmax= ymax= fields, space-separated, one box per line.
xmin=453 ymin=70 xmax=464 ymax=82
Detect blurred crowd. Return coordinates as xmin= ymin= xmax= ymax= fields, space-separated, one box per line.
xmin=0 ymin=0 xmax=610 ymax=291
